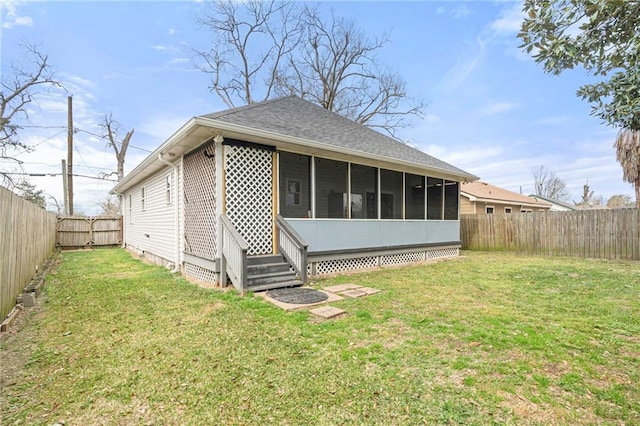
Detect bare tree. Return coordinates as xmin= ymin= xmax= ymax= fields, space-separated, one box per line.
xmin=48 ymin=195 xmax=63 ymax=214
xmin=193 ymin=1 xmax=424 ymax=139
xmin=532 ymin=165 xmax=570 ymax=201
xmin=614 ymin=129 xmax=640 ymax=208
xmin=574 ymin=181 xmax=604 ymax=208
xmin=1 ymin=44 xmax=59 ymax=154
xmin=1 ymin=43 xmax=61 ymax=184
xmin=606 ymin=194 xmax=634 ymax=209
xmin=97 ymin=195 xmax=121 ymax=216
xmin=193 ymin=0 xmax=303 ymax=107
xmin=100 ymin=113 xmax=134 ymax=181
xmin=275 ymin=8 xmax=424 ymax=138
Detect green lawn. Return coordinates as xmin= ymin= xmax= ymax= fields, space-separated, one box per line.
xmin=2 ymin=249 xmax=639 ymax=425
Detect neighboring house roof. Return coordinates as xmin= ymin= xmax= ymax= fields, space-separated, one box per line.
xmin=113 ymin=96 xmax=478 ymax=194
xmin=528 ymin=194 xmax=577 ymax=211
xmin=461 ymin=181 xmax=552 ymax=209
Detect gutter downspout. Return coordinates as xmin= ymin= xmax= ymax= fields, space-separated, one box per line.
xmin=111 ymin=190 xmax=126 ymax=249
xmin=159 ymin=152 xmax=181 ymax=273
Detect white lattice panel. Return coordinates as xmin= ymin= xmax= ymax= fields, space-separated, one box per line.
xmin=225 ymin=145 xmax=273 ymax=255
xmin=380 ymin=251 xmax=425 ymax=267
xmin=426 ymin=248 xmax=459 ymax=259
xmin=310 ymin=247 xmax=460 ymax=276
xmin=184 ymin=263 xmax=217 ymax=283
xmin=314 ymin=256 xmax=378 ymax=275
xmin=183 ymin=143 xmax=217 ymax=259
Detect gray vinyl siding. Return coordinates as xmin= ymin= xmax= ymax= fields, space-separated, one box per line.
xmin=124 ymin=166 xmax=176 ymax=263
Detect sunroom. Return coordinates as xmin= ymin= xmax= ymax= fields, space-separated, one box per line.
xmin=277 ymin=151 xmax=462 ymax=275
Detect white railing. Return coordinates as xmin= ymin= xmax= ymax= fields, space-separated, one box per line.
xmin=275 ymin=215 xmax=308 ymax=283
xmin=219 ymin=214 xmax=249 ymax=294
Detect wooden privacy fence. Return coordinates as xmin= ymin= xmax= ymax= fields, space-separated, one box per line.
xmin=0 ymin=187 xmax=57 ymax=321
xmin=460 ymin=209 xmax=640 ymax=260
xmin=56 ymin=216 xmax=122 ymax=248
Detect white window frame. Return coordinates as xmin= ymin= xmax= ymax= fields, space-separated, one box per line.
xmin=166 ymin=174 xmax=172 ymax=205
xmin=521 ymin=208 xmax=532 ymax=213
xmin=504 ymin=207 xmax=512 ymax=214
xmin=485 ymin=205 xmax=495 ymax=214
xmin=285 ymin=178 xmax=302 ymax=207
xmin=141 ymin=187 xmax=146 ymax=211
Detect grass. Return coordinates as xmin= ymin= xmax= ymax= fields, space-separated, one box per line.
xmin=1 ymin=249 xmax=639 ymax=425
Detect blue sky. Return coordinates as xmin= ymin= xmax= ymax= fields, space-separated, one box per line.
xmin=1 ymin=0 xmax=634 ymax=214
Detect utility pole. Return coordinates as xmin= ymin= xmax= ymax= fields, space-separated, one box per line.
xmin=67 ymin=96 xmax=74 ymax=215
xmin=62 ymin=159 xmax=69 ymax=215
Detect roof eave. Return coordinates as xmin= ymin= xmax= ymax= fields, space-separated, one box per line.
xmin=469 ymin=196 xmax=552 ymax=208
xmin=111 ymin=117 xmax=204 ymax=194
xmin=195 ymin=116 xmax=479 ymax=182
xmin=112 ymin=115 xmax=479 ymax=194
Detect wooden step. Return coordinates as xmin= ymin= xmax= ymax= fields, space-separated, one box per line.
xmin=247 ymin=279 xmax=303 ymax=292
xmin=245 ymin=253 xmax=302 ymax=292
xmin=247 ymin=254 xmax=285 ymax=266
xmin=247 ymin=262 xmax=292 ymax=275
xmin=247 ymin=270 xmax=298 ymax=286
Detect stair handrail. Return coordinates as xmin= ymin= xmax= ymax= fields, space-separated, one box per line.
xmin=275 ymin=215 xmax=308 ymax=283
xmin=219 ymin=214 xmax=249 ymax=294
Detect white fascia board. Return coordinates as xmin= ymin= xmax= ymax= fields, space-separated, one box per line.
xmin=460 ymin=192 xmax=476 ymax=202
xmin=111 ymin=118 xmax=201 ymax=194
xmin=470 ymin=196 xmax=551 ymax=209
xmin=194 ymin=117 xmax=479 ymax=182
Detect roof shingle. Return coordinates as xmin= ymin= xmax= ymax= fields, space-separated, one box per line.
xmin=202 ymin=95 xmax=475 ymax=179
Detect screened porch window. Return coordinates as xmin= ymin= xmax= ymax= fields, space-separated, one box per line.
xmin=350 ymin=164 xmax=378 ymax=219
xmin=380 ymin=169 xmax=403 ymax=219
xmin=444 ymin=180 xmax=459 ymax=220
xmin=279 ymin=152 xmax=311 ymax=218
xmin=405 ymin=173 xmax=425 ymax=219
xmin=427 ymin=177 xmax=443 ymax=220
xmin=315 ymin=158 xmax=348 ymax=218
xmin=278 ymin=151 xmax=460 ymax=221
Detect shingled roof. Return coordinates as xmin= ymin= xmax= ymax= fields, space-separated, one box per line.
xmin=201 ymin=95 xmax=476 ymax=179
xmin=113 ymin=95 xmax=477 ymax=195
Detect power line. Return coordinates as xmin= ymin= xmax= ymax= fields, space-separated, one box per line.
xmin=74 ymin=144 xmax=103 ymax=177
xmin=13 ymin=126 xmax=153 ymax=153
xmin=12 ymin=161 xmax=115 ymax=171
xmin=11 ymin=129 xmax=67 ymax=157
xmin=19 ymin=125 xmax=67 ymax=129
xmin=75 ymin=128 xmax=153 ymax=153
xmin=2 ymin=171 xmax=118 ymax=182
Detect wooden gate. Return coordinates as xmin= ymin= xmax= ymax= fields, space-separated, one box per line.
xmin=56 ymin=216 xmax=122 ymax=248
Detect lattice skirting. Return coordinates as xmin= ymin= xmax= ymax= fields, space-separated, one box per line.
xmin=184 ymin=263 xmax=218 ymax=284
xmin=313 ymin=256 xmax=379 ymax=276
xmin=309 ymin=247 xmax=459 ymax=276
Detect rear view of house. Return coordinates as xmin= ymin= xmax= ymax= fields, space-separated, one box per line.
xmin=112 ymin=96 xmax=477 ymax=293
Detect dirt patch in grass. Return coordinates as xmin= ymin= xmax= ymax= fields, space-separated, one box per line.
xmin=372 ymin=317 xmax=411 ymax=349
xmin=1 ymin=253 xmax=63 ymax=401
